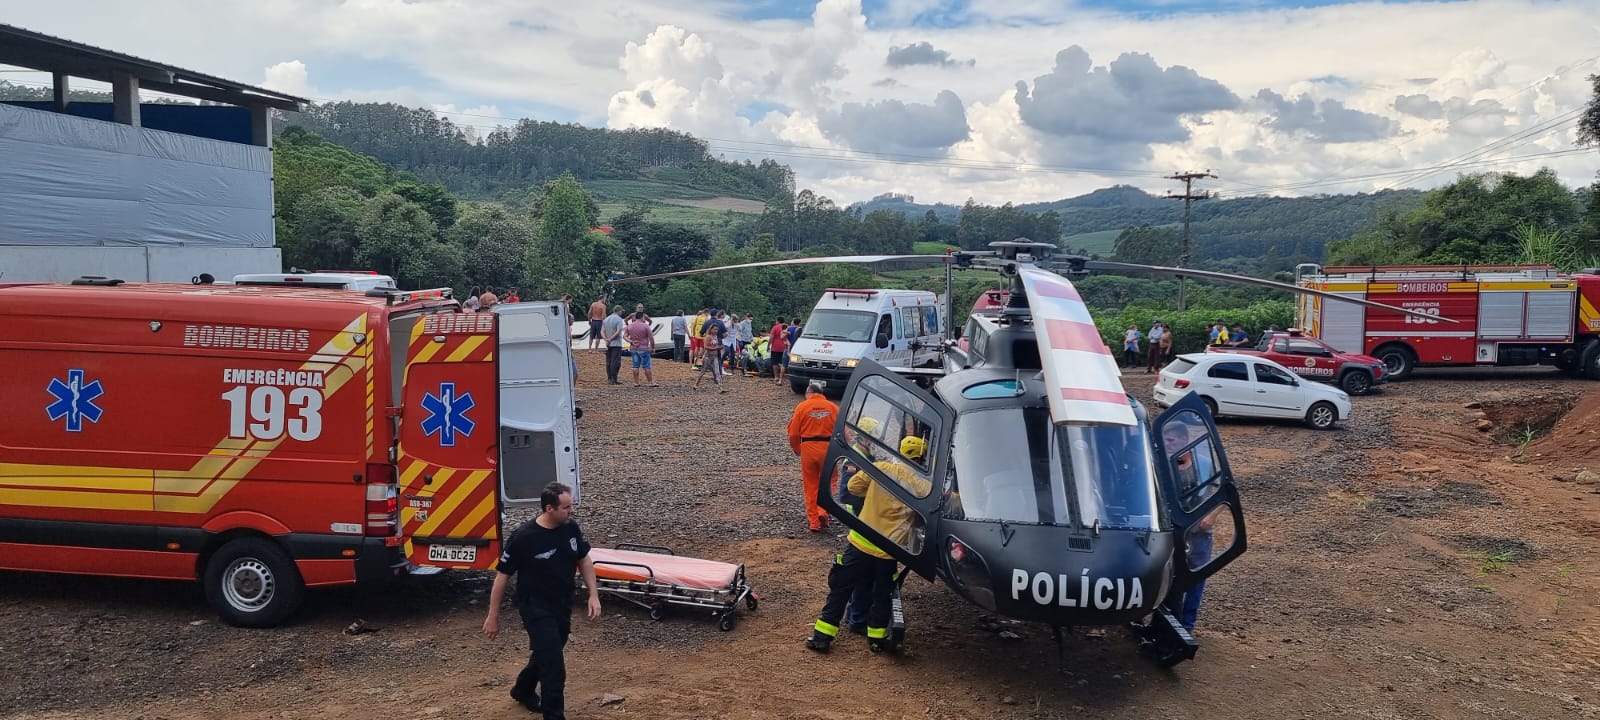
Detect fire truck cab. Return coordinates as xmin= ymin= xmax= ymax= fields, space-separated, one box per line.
xmin=0 ymin=280 xmax=578 ymax=626
xmin=1296 ymin=264 xmax=1600 ymax=380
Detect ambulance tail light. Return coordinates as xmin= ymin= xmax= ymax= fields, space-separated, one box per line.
xmin=364 ymin=464 xmax=399 ymax=536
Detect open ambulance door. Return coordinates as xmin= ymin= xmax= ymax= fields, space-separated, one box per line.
xmin=397 ymin=312 xmax=501 ymax=571
xmin=494 ymin=302 xmax=580 ymax=507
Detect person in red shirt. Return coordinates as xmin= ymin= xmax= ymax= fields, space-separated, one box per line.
xmin=787 ymin=381 xmax=838 ymax=532
xmin=769 ymin=320 xmax=789 ymax=385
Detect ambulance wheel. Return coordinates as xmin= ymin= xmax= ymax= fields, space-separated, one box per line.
xmin=719 ymin=616 xmax=735 ymax=632
xmin=790 ymin=378 xmax=807 ymax=394
xmin=649 ymin=604 xmax=665 ymax=621
xmin=1305 ymin=401 xmax=1339 ymax=430
xmin=1376 ymin=345 xmax=1415 ymax=381
xmin=203 ymin=537 xmax=305 ymax=628
xmin=1581 ymin=340 xmax=1600 ymax=381
xmin=1339 ymin=370 xmax=1372 ymax=396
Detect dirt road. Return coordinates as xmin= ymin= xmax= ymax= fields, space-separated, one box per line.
xmin=3 ymin=354 xmax=1598 ymax=719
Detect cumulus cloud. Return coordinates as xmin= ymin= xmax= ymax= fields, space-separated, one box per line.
xmin=818 ymin=90 xmax=970 ymax=152
xmin=263 ymin=60 xmax=312 ymax=97
xmin=885 ymin=41 xmax=973 ymax=68
xmin=1395 ymin=93 xmax=1444 ymax=119
xmin=606 ymin=25 xmax=742 ymax=135
xmin=761 ymin=0 xmax=868 ymax=110
xmin=1014 ymin=47 xmax=1238 ymax=144
xmin=1254 ymin=89 xmax=1393 ymax=143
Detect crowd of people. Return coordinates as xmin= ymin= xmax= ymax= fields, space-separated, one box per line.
xmin=1119 ymin=319 xmax=1282 ymax=373
xmin=568 ymin=294 xmax=806 ymax=391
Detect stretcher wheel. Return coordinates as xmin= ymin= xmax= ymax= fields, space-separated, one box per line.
xmin=649 ymin=604 xmax=666 ymax=621
xmin=746 ymin=596 xmax=759 ymax=611
xmin=719 ymin=616 xmax=735 ymax=632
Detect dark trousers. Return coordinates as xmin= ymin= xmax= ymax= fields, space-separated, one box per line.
xmin=671 ymin=334 xmax=686 ymax=363
xmin=605 ymin=345 xmax=622 ymax=383
xmin=813 ymin=546 xmax=897 ymax=643
xmin=513 ymin=608 xmax=571 ymax=720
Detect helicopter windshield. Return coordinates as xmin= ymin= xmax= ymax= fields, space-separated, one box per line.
xmin=801 ymin=309 xmax=877 ymax=342
xmin=949 ymin=408 xmax=1160 ymax=531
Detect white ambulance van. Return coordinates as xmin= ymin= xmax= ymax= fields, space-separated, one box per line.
xmin=232 ymin=271 xmax=398 ymax=291
xmin=784 ymin=288 xmax=943 ymax=393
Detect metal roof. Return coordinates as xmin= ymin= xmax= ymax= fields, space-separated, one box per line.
xmin=0 ymin=22 xmax=308 ymax=111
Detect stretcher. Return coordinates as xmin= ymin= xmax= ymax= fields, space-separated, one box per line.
xmin=581 ymin=544 xmax=759 ymax=631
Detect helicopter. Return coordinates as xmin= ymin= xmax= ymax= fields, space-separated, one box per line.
xmin=607 ymin=240 xmax=1451 ymax=666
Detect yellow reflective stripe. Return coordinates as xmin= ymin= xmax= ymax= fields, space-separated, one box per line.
xmin=848 ymin=529 xmax=885 ymax=556
xmin=813 ymin=620 xmax=839 ymax=637
xmin=867 ymin=626 xmax=889 ymax=639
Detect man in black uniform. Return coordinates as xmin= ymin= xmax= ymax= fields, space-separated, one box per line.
xmin=483 ymin=482 xmax=601 ymax=719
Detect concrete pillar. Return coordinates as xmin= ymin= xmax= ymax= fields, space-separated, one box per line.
xmin=111 ymin=70 xmax=140 ymax=126
xmin=52 ymin=72 xmax=69 ymax=112
xmin=249 ymin=103 xmax=272 ymax=148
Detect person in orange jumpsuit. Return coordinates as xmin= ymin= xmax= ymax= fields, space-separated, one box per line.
xmin=787 ymin=380 xmax=840 ymax=532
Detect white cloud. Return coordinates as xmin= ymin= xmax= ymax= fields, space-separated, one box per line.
xmin=5 ymin=0 xmax=1599 ymax=205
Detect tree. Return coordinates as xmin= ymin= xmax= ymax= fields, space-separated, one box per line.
xmin=1579 ymin=73 xmax=1600 ymax=148
xmin=652 ymin=279 xmax=705 ymax=315
xmin=356 ymin=192 xmax=439 ymax=287
xmin=1112 ymin=224 xmax=1183 ymax=265
xmin=528 ymin=174 xmax=601 ymax=297
xmin=448 ymin=205 xmax=534 ymax=291
xmin=393 ymin=181 xmax=459 ymax=230
xmin=528 ymin=174 xmax=601 ymax=227
xmin=284 ymin=187 xmax=366 ymax=271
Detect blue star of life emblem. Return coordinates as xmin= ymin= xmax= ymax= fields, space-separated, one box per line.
xmin=420 ymin=382 xmax=475 ymax=447
xmin=46 ymin=369 xmax=105 ymax=433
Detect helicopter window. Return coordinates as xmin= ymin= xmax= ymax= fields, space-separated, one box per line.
xmin=961 ymin=379 xmax=1023 ymax=399
xmin=1160 ymin=411 xmax=1224 ymax=513
xmin=801 ymin=309 xmax=876 ymax=342
xmin=950 ymin=408 xmax=1159 ymax=530
xmin=842 ymin=376 xmax=938 ymax=498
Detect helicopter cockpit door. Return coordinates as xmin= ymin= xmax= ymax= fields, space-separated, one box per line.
xmin=820 ymin=359 xmax=955 ymax=580
xmin=1152 ymin=393 xmax=1247 ymax=590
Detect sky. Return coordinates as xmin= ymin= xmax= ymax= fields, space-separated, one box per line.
xmin=3 ymin=0 xmax=1599 ymax=206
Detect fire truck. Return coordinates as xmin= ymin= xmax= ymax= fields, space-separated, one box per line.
xmin=1295 ymin=264 xmax=1600 ymax=380
xmin=0 ymin=279 xmax=578 ymax=627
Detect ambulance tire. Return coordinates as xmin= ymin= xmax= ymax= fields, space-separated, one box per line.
xmin=1375 ymin=345 xmax=1415 ymax=381
xmin=1582 ymin=340 xmax=1600 ymax=381
xmin=204 ymin=537 xmax=306 ymax=628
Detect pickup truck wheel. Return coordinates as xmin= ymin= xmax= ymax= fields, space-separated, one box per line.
xmin=1339 ymin=370 xmax=1373 ymax=395
xmin=1376 ymin=346 xmax=1415 ymax=381
xmin=1305 ymin=401 xmax=1338 ymax=430
xmin=203 ymin=537 xmax=305 ymax=628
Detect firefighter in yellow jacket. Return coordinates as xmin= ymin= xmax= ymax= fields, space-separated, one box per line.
xmin=804 ymin=435 xmax=930 ymax=654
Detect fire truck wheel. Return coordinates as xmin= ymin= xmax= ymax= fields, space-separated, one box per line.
xmin=1375 ymin=346 xmax=1415 ymax=381
xmin=1582 ymin=341 xmax=1600 ymax=381
xmin=1305 ymin=401 xmax=1338 ymax=430
xmin=203 ymin=537 xmax=306 ymax=628
xmin=1339 ymin=371 xmax=1373 ymax=395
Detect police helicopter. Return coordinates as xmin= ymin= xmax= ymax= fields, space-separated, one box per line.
xmin=608 ymin=240 xmax=1449 ymax=666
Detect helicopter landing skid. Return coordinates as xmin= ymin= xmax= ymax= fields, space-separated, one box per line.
xmin=1132 ymin=608 xmax=1199 ymax=668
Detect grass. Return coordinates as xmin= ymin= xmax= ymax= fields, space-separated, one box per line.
xmin=596 ymin=202 xmax=755 ymax=231
xmin=1060 ymin=229 xmax=1121 ymax=255
xmin=913 ymin=241 xmax=957 ymax=254
xmin=1474 ymin=549 xmax=1516 ymax=576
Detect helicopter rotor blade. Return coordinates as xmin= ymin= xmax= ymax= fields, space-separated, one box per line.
xmin=1080 ymin=260 xmax=1461 ymax=324
xmin=606 ymin=254 xmax=951 ymax=284
xmin=1016 ymin=266 xmax=1138 ymax=428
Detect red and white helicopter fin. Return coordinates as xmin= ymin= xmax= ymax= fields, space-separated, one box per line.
xmin=1018 ymin=266 xmax=1137 ymax=427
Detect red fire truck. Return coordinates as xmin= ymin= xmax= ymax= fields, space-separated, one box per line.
xmin=1295 ymin=264 xmax=1600 ymax=380
xmin=0 ymin=279 xmax=578 ymax=626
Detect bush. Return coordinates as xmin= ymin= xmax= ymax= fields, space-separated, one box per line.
xmin=1090 ymin=301 xmax=1295 ymax=356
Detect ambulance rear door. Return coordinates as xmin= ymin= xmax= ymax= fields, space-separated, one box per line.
xmin=396 ymin=312 xmax=500 ymax=571
xmin=493 ymin=302 xmax=580 ymax=507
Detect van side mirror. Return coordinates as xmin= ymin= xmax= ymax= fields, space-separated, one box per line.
xmin=875 ymin=332 xmax=890 ymax=349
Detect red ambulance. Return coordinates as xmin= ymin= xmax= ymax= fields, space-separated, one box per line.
xmin=0 ymin=279 xmax=577 ymax=626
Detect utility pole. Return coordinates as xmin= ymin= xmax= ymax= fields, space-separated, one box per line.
xmin=1164 ymin=171 xmax=1215 ymax=311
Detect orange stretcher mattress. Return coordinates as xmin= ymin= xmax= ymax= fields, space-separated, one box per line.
xmin=588 ymin=548 xmax=740 ymax=590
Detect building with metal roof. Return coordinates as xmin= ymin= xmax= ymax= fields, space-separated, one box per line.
xmin=0 ymin=22 xmax=309 ymax=283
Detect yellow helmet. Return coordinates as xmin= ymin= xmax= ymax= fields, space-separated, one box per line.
xmin=856 ymin=417 xmax=881 ymax=435
xmin=899 ymin=435 xmax=927 ymax=460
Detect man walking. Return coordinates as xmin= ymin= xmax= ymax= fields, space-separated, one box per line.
xmin=602 ymin=306 xmax=626 ymax=385
xmin=1146 ymin=321 xmax=1166 ymax=374
xmin=787 ymin=381 xmax=838 ymax=532
xmin=670 ymin=310 xmax=689 ymax=363
xmin=625 ymin=312 xmax=657 ymax=386
xmin=586 ymin=295 xmax=608 ymax=353
xmin=483 ymin=481 xmax=601 ymax=719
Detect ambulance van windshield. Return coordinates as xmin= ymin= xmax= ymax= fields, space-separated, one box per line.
xmin=802 ymin=309 xmax=877 ymax=342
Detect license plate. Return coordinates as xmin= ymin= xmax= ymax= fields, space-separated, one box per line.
xmin=426 ymin=544 xmax=476 ymax=563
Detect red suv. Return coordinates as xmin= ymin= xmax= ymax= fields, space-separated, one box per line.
xmin=1206 ymin=330 xmax=1387 ymax=395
